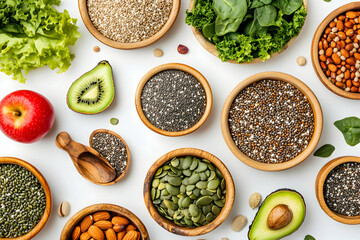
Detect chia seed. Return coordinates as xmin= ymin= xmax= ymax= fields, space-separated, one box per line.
xmin=228 ymin=79 xmax=315 ymax=163
xmin=87 ymin=0 xmax=173 ymax=43
xmin=91 ymin=132 xmax=128 ymax=178
xmin=0 ymin=164 xmax=46 ymax=238
xmin=324 ymin=162 xmax=360 ymax=216
xmin=141 ymin=70 xmax=207 ymax=132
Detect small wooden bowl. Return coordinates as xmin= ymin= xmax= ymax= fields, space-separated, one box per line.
xmin=60 ymin=203 xmax=150 ymax=240
xmin=78 ymin=0 xmax=180 ymax=49
xmin=188 ymin=0 xmax=308 ymax=64
xmin=143 ymin=148 xmax=235 ymax=236
xmin=135 ymin=63 xmax=213 ymax=137
xmin=311 ymin=2 xmax=360 ymax=99
xmin=89 ymin=129 xmax=130 ymax=185
xmin=0 ymin=157 xmax=52 ymax=240
xmin=315 ymin=156 xmax=360 ymax=224
xmin=221 ymin=72 xmax=323 ymax=171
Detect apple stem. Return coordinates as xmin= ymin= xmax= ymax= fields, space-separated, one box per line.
xmin=13 ymin=110 xmax=21 ymax=117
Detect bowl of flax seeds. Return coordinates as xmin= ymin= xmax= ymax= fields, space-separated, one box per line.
xmin=221 ymin=72 xmax=323 ymax=171
xmin=79 ymin=0 xmax=180 ymax=49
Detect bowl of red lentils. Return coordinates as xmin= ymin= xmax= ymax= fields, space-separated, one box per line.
xmin=311 ymin=2 xmax=360 ymax=99
xmin=78 ymin=0 xmax=180 ymax=49
xmin=221 ymin=72 xmax=323 ymax=171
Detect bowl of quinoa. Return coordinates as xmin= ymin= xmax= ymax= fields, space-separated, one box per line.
xmin=79 ymin=0 xmax=180 ymax=49
xmin=221 ymin=72 xmax=323 ymax=171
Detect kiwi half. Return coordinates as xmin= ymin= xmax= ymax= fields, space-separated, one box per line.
xmin=67 ymin=60 xmax=115 ymax=114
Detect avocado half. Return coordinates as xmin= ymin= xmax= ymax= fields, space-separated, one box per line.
xmin=248 ymin=189 xmax=306 ymax=240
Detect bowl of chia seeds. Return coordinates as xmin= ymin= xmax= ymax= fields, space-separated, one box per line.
xmin=135 ymin=63 xmax=213 ymax=137
xmin=143 ymin=148 xmax=235 ymax=236
xmin=79 ymin=0 xmax=180 ymax=49
xmin=89 ymin=129 xmax=130 ymax=185
xmin=316 ymin=156 xmax=360 ymax=225
xmin=221 ymin=72 xmax=323 ymax=171
xmin=0 ymin=157 xmax=52 ymax=239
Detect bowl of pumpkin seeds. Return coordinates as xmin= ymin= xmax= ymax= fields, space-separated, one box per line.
xmin=143 ymin=148 xmax=235 ymax=236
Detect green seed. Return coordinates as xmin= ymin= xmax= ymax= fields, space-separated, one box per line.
xmin=167 ymin=176 xmax=182 ymax=186
xmin=196 ymin=181 xmax=207 ymax=189
xmin=212 ymin=205 xmax=220 ymax=216
xmin=182 ymin=169 xmax=192 ymax=176
xmin=202 ymin=205 xmax=211 ymax=215
xmin=151 ymin=188 xmax=156 ymax=200
xmin=192 ymin=213 xmax=202 ymax=222
xmin=199 ymin=172 xmax=207 ymax=180
xmin=110 ymin=118 xmax=119 ymax=125
xmin=180 ymin=185 xmax=186 ymax=193
xmin=182 ymin=156 xmax=193 ymax=169
xmin=158 ymin=182 xmax=167 ymax=190
xmin=166 ymin=184 xmax=180 ymax=195
xmin=186 ymin=185 xmax=195 ymax=191
xmin=205 ymin=212 xmax=214 ymax=222
xmin=196 ymin=196 xmax=213 ymax=206
xmin=182 ymin=197 xmax=191 ymax=208
xmin=152 ymin=178 xmax=160 ymax=188
xmin=164 ymin=199 xmax=178 ymax=211
xmin=193 ymin=188 xmax=201 ymax=197
xmin=189 ymin=204 xmax=200 ymax=217
xmin=200 ymin=189 xmax=213 ymax=196
xmin=171 ymin=158 xmax=180 ymax=167
xmin=190 ymin=157 xmax=198 ymax=170
xmin=208 ymin=179 xmax=220 ymax=189
xmin=189 ymin=173 xmax=200 ymax=184
xmin=155 ymin=168 xmax=162 ymax=176
xmin=195 ymin=162 xmax=208 ymax=172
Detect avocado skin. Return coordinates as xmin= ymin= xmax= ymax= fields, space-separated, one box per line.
xmin=247 ymin=188 xmax=306 ymax=240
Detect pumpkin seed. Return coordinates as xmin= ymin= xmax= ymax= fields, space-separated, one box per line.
xmin=183 ymin=169 xmax=192 ymax=176
xmin=196 ymin=196 xmax=213 ymax=206
xmin=201 ymin=189 xmax=214 ymax=196
xmin=212 ymin=205 xmax=220 ymax=216
xmin=180 ymin=185 xmax=186 ymax=193
xmin=189 ymin=157 xmax=198 ymax=170
xmin=167 ymin=176 xmax=182 ymax=186
xmin=182 ymin=197 xmax=191 ymax=208
xmin=158 ymin=182 xmax=166 ymax=190
xmin=208 ymin=179 xmax=220 ymax=189
xmin=195 ymin=162 xmax=208 ymax=172
xmin=203 ymin=205 xmax=211 ymax=215
xmin=205 ymin=170 xmax=210 ymax=177
xmin=171 ymin=158 xmax=180 ymax=167
xmin=206 ymin=212 xmax=214 ymax=222
xmin=153 ymin=199 xmax=161 ymax=205
xmin=199 ymin=172 xmax=207 ymax=180
xmin=189 ymin=173 xmax=200 ymax=184
xmin=196 ymin=181 xmax=207 ymax=189
xmin=192 ymin=213 xmax=202 ymax=222
xmin=164 ymin=199 xmax=178 ymax=211
xmin=186 ymin=185 xmax=196 ymax=191
xmin=184 ymin=218 xmax=193 ymax=226
xmin=182 ymin=156 xmax=193 ymax=169
xmin=151 ymin=188 xmax=156 ymax=200
xmin=155 ymin=168 xmax=163 ymax=176
xmin=215 ymin=199 xmax=225 ymax=207
xmin=152 ymin=178 xmax=160 ymax=188
xmin=156 ymin=189 xmax=161 ymax=199
xmin=209 ymin=171 xmax=216 ymax=180
xmin=166 ymin=184 xmax=180 ymax=195
xmin=207 ymin=163 xmax=215 ymax=171
xmin=189 ymin=204 xmax=200 ymax=217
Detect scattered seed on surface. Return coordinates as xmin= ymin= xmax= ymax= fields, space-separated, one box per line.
xmin=93 ymin=46 xmax=100 ymax=52
xmin=297 ymin=56 xmax=306 ymax=66
xmin=91 ymin=132 xmax=128 ymax=178
xmin=87 ymin=0 xmax=173 ymax=43
xmin=231 ymin=215 xmax=247 ymax=232
xmin=154 ymin=48 xmax=164 ymax=57
xmin=228 ymin=79 xmax=315 ymax=163
xmin=141 ymin=70 xmax=207 ymax=132
xmin=0 ymin=164 xmax=46 ymax=238
xmin=110 ymin=118 xmax=119 ymax=125
xmin=58 ymin=201 xmax=71 ymax=217
xmin=324 ymin=162 xmax=360 ymax=216
xmin=249 ymin=192 xmax=261 ymax=209
xmin=221 ymin=238 xmax=229 ymax=240
xmin=177 ymin=44 xmax=189 ymax=54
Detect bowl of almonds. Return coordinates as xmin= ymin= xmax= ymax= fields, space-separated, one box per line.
xmin=60 ymin=203 xmax=149 ymax=240
xmin=312 ymin=2 xmax=360 ymax=99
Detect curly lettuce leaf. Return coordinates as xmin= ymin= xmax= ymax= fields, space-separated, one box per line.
xmin=0 ymin=0 xmax=80 ymax=83
xmin=185 ymin=0 xmax=216 ymax=29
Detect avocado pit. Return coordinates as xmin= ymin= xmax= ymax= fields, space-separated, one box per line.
xmin=267 ymin=204 xmax=293 ymax=230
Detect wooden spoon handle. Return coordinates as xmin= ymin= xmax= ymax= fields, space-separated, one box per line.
xmin=55 ymin=131 xmax=87 ymax=158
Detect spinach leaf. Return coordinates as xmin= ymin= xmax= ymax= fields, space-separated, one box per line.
xmin=272 ymin=0 xmax=302 ymax=15
xmin=257 ymin=26 xmax=268 ymax=36
xmin=244 ymin=19 xmax=261 ymax=37
xmin=250 ymin=0 xmax=264 ymax=9
xmin=334 ymin=117 xmax=360 ymax=146
xmin=255 ymin=5 xmax=277 ymax=26
xmin=203 ymin=22 xmax=216 ymax=39
xmin=313 ymin=144 xmax=335 ymax=158
xmin=215 ymin=16 xmax=243 ymax=36
xmin=305 ymin=235 xmax=316 ymax=240
xmin=226 ymin=32 xmax=241 ymax=43
xmin=260 ymin=0 xmax=272 ymax=4
xmin=213 ymin=0 xmax=248 ymax=19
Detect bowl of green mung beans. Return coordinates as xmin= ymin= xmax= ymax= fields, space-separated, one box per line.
xmin=0 ymin=157 xmax=52 ymax=240
xmin=143 ymin=148 xmax=235 ymax=236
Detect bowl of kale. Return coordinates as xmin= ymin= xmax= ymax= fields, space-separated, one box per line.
xmin=185 ymin=0 xmax=307 ymax=64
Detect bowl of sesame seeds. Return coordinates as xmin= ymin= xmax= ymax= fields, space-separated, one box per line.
xmin=221 ymin=72 xmax=323 ymax=171
xmin=315 ymin=156 xmax=360 ymax=224
xmin=135 ymin=63 xmax=213 ymax=137
xmin=79 ymin=0 xmax=180 ymax=49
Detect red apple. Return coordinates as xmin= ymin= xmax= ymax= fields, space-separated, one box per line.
xmin=0 ymin=90 xmax=55 ymax=143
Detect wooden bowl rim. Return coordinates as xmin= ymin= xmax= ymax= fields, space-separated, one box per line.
xmin=188 ymin=0 xmax=308 ymax=64
xmin=0 ymin=157 xmax=52 ymax=240
xmin=78 ymin=0 xmax=180 ymax=49
xmin=135 ymin=63 xmax=213 ymax=137
xmin=311 ymin=2 xmax=360 ymax=99
xmin=89 ymin=129 xmax=131 ymax=185
xmin=315 ymin=156 xmax=360 ymax=224
xmin=143 ymin=148 xmax=235 ymax=236
xmin=221 ymin=71 xmax=323 ymax=171
xmin=60 ymin=203 xmax=150 ymax=240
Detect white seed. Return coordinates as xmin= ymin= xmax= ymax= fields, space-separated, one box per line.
xmin=341 ymin=56 xmax=346 ymax=60
xmin=336 ymin=76 xmax=342 ymax=82
xmin=57 ymin=201 xmax=70 ymax=217
xmin=333 ymin=48 xmax=338 ymax=53
xmin=340 ymin=73 xmax=344 ymax=78
xmin=153 ymin=48 xmax=164 ymax=57
xmin=357 ymin=35 xmax=360 ymax=40
xmin=354 ymin=43 xmax=359 ymax=48
xmin=356 ymin=18 xmax=359 ymax=24
xmin=296 ymin=56 xmax=306 ymax=66
xmin=337 ymin=51 xmax=341 ymax=56
xmin=341 ymin=66 xmax=346 ymax=72
xmin=354 ymin=77 xmax=359 ymax=82
xmin=332 ymin=27 xmax=338 ymax=33
xmin=345 ymin=87 xmax=351 ymax=92
xmin=356 ymin=64 xmax=360 ymax=69
xmin=356 ymin=71 xmax=360 ymax=78
xmin=231 ymin=215 xmax=247 ymax=232
xmin=249 ymin=192 xmax=262 ymax=209
xmin=319 ymin=50 xmax=325 ymax=55
xmin=334 ymin=36 xmax=340 ymax=42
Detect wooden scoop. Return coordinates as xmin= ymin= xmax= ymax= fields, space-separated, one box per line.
xmin=55 ymin=131 xmax=116 ymax=184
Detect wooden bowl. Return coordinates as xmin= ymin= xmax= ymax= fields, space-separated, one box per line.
xmin=78 ymin=0 xmax=180 ymax=49
xmin=0 ymin=157 xmax=52 ymax=240
xmin=89 ymin=129 xmax=130 ymax=185
xmin=311 ymin=2 xmax=360 ymax=99
xmin=315 ymin=156 xmax=360 ymax=224
xmin=221 ymin=72 xmax=323 ymax=171
xmin=135 ymin=63 xmax=213 ymax=137
xmin=143 ymin=148 xmax=235 ymax=236
xmin=188 ymin=0 xmax=308 ymax=64
xmin=60 ymin=203 xmax=150 ymax=240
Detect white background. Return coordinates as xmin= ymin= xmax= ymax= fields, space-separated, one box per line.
xmin=0 ymin=0 xmax=359 ymax=239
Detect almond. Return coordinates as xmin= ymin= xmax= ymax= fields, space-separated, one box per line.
xmin=72 ymin=226 xmax=81 ymax=240
xmin=332 ymin=53 xmax=341 ymax=64
xmin=117 ymin=231 xmax=126 ymax=240
xmin=94 ymin=220 xmax=113 ymax=230
xmin=80 ymin=215 xmax=93 ymax=232
xmin=105 ymin=229 xmax=117 ymax=240
xmin=112 ymin=216 xmax=129 ymax=225
xmin=125 ymin=225 xmax=136 ymax=232
xmin=113 ymin=224 xmax=126 ymax=232
xmin=123 ymin=231 xmax=140 ymax=240
xmin=93 ymin=211 xmax=111 ymax=222
xmin=88 ymin=225 xmax=105 ymax=240
xmin=80 ymin=232 xmax=91 ymax=240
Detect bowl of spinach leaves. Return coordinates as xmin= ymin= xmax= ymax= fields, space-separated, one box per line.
xmin=185 ymin=0 xmax=307 ymax=64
